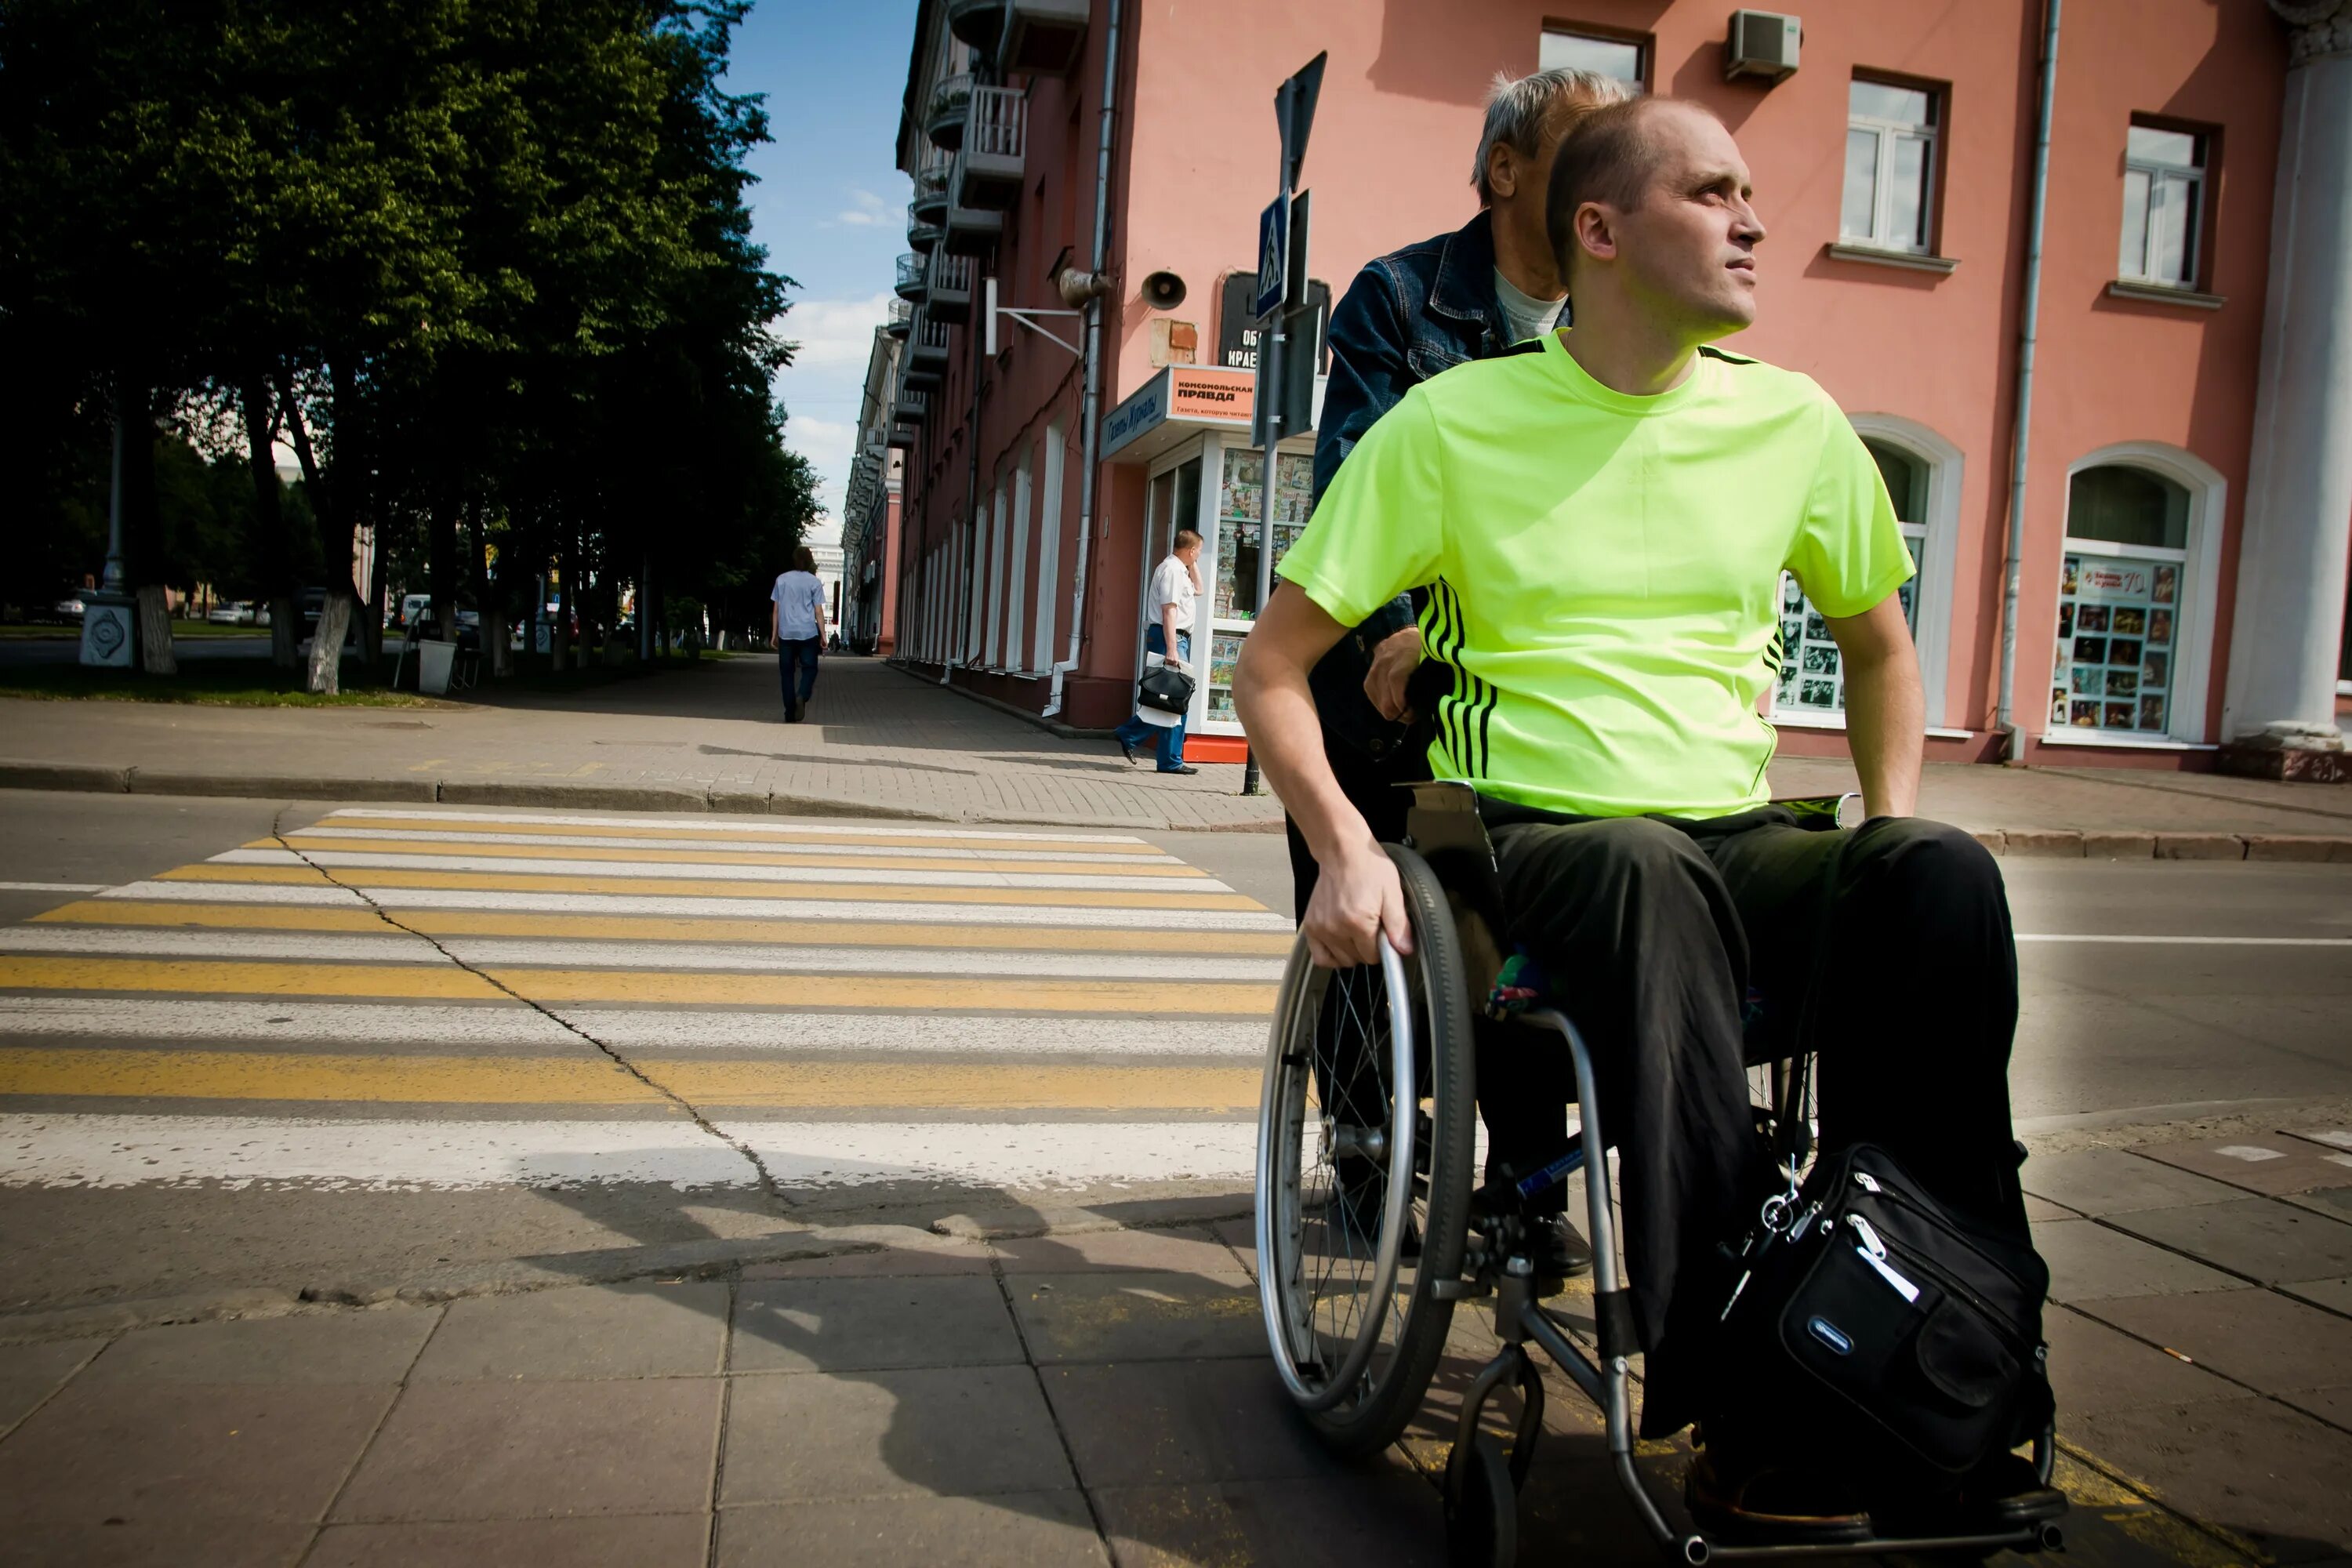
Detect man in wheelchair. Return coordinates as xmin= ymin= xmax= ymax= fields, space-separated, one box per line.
xmin=1234 ymin=95 xmax=2055 ymax=1542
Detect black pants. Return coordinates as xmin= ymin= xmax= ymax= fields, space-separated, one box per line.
xmin=1485 ymin=806 xmax=2027 ymax=1435
xmin=778 ymin=637 xmax=820 ymax=716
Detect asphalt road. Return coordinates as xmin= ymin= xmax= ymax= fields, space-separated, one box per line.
xmin=0 ymin=789 xmax=2345 ymax=1313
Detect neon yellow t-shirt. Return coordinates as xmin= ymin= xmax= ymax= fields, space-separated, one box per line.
xmin=1276 ymin=330 xmax=1913 ymax=819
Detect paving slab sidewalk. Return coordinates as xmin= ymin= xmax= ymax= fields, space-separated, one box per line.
xmin=2 ymin=654 xmax=2350 ymax=849
xmin=4 ymin=1140 xmax=2349 ymax=1568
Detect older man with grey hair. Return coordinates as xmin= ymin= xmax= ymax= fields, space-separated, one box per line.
xmin=1288 ymin=64 xmax=1632 ymax=1283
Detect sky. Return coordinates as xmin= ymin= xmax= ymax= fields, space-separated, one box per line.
xmin=724 ymin=0 xmax=922 ymax=547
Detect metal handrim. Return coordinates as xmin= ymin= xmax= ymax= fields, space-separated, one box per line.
xmin=1256 ymin=934 xmax=1419 ymax=1413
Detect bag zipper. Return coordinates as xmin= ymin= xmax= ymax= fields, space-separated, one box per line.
xmin=1850 ymin=1168 xmax=2039 ymax=1300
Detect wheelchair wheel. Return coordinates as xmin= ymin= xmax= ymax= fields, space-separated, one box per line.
xmin=1256 ymin=844 xmax=1477 ymax=1457
xmin=1748 ymin=1051 xmax=1820 ymax=1181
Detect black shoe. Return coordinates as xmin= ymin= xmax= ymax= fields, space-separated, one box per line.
xmin=1949 ymin=1452 xmax=2067 ymax=1530
xmin=1118 ymin=738 xmax=1138 ymax=764
xmin=1158 ymin=763 xmax=1200 ymax=775
xmin=1531 ymin=1214 xmax=1594 ymax=1290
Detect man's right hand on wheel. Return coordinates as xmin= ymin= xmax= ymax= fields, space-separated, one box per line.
xmin=1303 ymin=837 xmax=1413 ymax=970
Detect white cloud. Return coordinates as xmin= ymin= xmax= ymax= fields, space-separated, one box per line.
xmin=829 ymin=187 xmax=895 ymax=228
xmin=783 ymin=292 xmax=895 ymax=370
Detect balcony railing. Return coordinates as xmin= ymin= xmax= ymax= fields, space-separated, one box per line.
xmin=907 ymin=312 xmax=951 ymax=371
xmin=924 ymin=72 xmax=972 ymax=151
xmin=885 ymin=297 xmax=913 ymax=338
xmin=967 ymin=85 xmax=1026 ymax=162
xmin=907 ymin=204 xmax=943 ymax=253
xmin=894 ymin=252 xmax=927 ymax=303
xmin=926 ymin=251 xmax=975 ymax=323
xmin=910 ymin=153 xmax=951 ymax=220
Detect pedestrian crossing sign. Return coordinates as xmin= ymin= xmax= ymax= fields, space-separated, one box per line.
xmin=1254 ymin=197 xmax=1288 ymax=319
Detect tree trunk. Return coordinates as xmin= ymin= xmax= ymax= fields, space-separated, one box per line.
xmin=135 ymin=585 xmax=176 ymax=676
xmin=280 ymin=365 xmax=359 ymax=695
xmin=307 ymin=593 xmax=350 ymax=695
xmin=241 ymin=376 xmax=299 ymax=670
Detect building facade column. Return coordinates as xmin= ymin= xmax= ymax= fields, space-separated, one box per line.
xmin=2222 ymin=0 xmax=2352 ymax=775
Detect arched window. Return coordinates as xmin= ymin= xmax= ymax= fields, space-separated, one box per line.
xmin=1773 ymin=418 xmax=1959 ymax=727
xmin=2049 ymin=445 xmax=2224 ymax=744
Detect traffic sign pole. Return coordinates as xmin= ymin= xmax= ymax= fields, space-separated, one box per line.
xmin=1243 ymin=60 xmax=1318 ymax=797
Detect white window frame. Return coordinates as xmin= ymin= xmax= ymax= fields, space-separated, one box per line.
xmin=1032 ymin=419 xmax=1065 ymax=674
xmin=2045 ymin=441 xmax=2226 ymax=747
xmin=1842 ymin=79 xmax=1940 ymax=256
xmin=2119 ymin=125 xmax=2205 ymax=290
xmin=1765 ymin=415 xmax=1964 ymax=734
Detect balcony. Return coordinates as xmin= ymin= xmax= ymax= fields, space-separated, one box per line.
xmin=953 ymin=87 xmax=1025 ymax=212
xmin=895 ymin=387 xmax=929 ymax=426
xmin=893 ymin=252 xmax=928 ymax=304
xmin=942 ymin=198 xmax=1003 ymax=256
xmin=946 ymin=0 xmax=1004 ymax=52
xmin=906 ymin=313 xmax=951 ymax=381
xmin=927 ymin=252 xmax=975 ymax=324
xmin=924 ymin=73 xmax=971 ymax=151
xmin=885 ymin=297 xmax=913 ymax=339
xmin=907 ymin=206 xmax=943 ymax=253
xmin=1001 ymin=0 xmax=1088 ymax=74
xmin=910 ymin=154 xmax=950 ymax=223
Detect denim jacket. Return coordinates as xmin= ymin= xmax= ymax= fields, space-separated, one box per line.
xmin=1305 ymin=210 xmax=1517 ymax=756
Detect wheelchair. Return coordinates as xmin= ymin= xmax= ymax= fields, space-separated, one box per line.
xmin=1254 ymin=781 xmax=2063 ymax=1566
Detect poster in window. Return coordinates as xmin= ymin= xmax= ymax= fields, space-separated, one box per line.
xmin=2071 ymin=700 xmax=2100 ymax=727
xmin=2076 ymin=604 xmax=2110 ymax=633
xmin=2058 ymin=604 xmax=2074 ymax=640
xmin=2049 ymin=688 xmax=2067 ymax=726
xmin=2142 ymin=650 xmax=2169 ymax=688
xmin=2105 ymin=670 xmax=2138 ymax=698
xmin=2147 ymin=608 xmax=2173 ymax=644
xmin=2153 ymin=565 xmax=2177 ymax=604
xmin=1802 ymin=679 xmax=1836 ymax=706
xmin=2138 ymin=695 xmax=2165 ymax=729
xmin=2071 ymin=667 xmax=2101 ymax=695
xmin=2074 ymin=635 xmax=2107 ymax=663
xmin=1804 ymin=610 xmax=1829 ymax=643
xmin=2103 ymin=702 xmax=2135 ymax=728
xmin=1803 ymin=644 xmax=1840 ymax=674
xmin=2108 ymin=637 xmax=2140 ymax=666
xmin=2112 ymin=607 xmax=2145 ymax=636
xmin=2061 ymin=557 xmax=2080 ymax=596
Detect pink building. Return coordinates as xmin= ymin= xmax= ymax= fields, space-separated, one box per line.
xmin=871 ymin=0 xmax=2352 ymax=776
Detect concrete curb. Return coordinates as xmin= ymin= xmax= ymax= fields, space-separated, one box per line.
xmin=1 ymin=760 xmax=2346 ymax=851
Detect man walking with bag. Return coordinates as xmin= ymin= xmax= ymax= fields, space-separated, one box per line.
xmin=1112 ymin=528 xmax=1203 ymax=775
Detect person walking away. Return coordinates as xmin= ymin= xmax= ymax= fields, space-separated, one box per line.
xmin=770 ymin=545 xmax=828 ymax=723
xmin=1112 ymin=528 xmax=1203 ymax=775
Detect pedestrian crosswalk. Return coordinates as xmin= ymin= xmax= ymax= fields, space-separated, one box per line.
xmin=0 ymin=807 xmax=1294 ymax=1196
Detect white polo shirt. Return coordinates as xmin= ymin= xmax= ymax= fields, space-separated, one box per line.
xmin=1147 ymin=554 xmax=1196 ymax=637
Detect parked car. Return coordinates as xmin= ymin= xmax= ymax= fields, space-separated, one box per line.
xmin=53 ymin=595 xmax=85 ymax=620
xmin=207 ymin=601 xmax=255 ymax=626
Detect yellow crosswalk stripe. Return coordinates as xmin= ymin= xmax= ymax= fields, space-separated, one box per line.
xmin=0 ymin=956 xmax=1278 ymax=1013
xmin=31 ymin=900 xmax=1298 ymax=956
xmin=0 ymin=1049 xmax=1260 ymax=1110
xmin=318 ymin=814 xmax=1174 ymax=856
xmin=158 ymin=863 xmax=1267 ymax=910
xmin=267 ymin=837 xmax=1214 ymax=879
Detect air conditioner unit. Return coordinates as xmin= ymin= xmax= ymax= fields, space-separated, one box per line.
xmin=1726 ymin=9 xmax=1800 ymax=82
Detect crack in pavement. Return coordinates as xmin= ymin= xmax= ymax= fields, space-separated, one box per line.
xmin=267 ymin=803 xmax=792 ymax=1214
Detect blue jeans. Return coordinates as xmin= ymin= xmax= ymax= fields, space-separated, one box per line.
xmin=778 ymin=637 xmax=820 ymax=713
xmin=1115 ymin=627 xmax=1189 ymax=770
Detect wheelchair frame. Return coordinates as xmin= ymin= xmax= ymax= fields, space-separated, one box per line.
xmin=1255 ymin=782 xmax=2063 ymax=1566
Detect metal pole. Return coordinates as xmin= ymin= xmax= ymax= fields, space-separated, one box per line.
xmin=1044 ymin=0 xmax=1122 ymax=721
xmin=1241 ymin=136 xmax=1288 ymax=797
xmin=103 ymin=396 xmax=127 ymax=595
xmin=1995 ymin=0 xmax=2062 ymax=757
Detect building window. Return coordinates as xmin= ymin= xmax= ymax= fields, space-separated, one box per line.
xmin=2119 ymin=122 xmax=2205 ymax=289
xmin=1774 ymin=438 xmax=1930 ymax=718
xmin=2052 ymin=466 xmax=2190 ymax=737
xmin=1842 ymin=78 xmax=1940 ymax=255
xmin=1540 ymin=26 xmax=1645 ymax=86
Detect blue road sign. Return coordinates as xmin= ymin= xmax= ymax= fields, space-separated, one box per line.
xmin=1254 ymin=196 xmax=1288 ymax=319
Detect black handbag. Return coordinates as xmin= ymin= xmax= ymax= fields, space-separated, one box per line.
xmin=1718 ymin=1141 xmax=2054 ymax=1485
xmin=1136 ymin=659 xmax=1195 ymax=716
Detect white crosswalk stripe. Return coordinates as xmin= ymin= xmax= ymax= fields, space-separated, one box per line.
xmin=0 ymin=805 xmax=1288 ymax=1194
